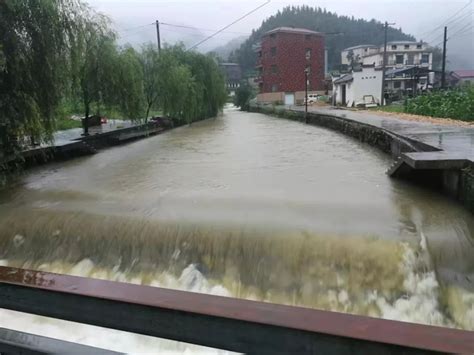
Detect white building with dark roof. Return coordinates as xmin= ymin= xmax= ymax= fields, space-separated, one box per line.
xmin=332 ymin=64 xmax=383 ymax=107
xmin=341 ymin=41 xmax=434 ymax=93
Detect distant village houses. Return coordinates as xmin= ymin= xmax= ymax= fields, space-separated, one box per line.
xmin=449 ymin=70 xmax=474 ymax=86
xmin=255 ymin=27 xmax=326 ymax=105
xmin=219 ymin=62 xmax=242 ymax=96
xmin=341 ymin=41 xmax=434 ymax=95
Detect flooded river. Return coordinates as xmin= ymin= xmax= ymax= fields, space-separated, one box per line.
xmin=0 ymin=107 xmax=473 ymax=352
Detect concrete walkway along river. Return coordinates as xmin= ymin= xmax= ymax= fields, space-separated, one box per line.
xmin=0 ymin=107 xmax=472 ymax=353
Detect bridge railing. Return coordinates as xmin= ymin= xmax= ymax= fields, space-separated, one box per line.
xmin=0 ymin=266 xmax=473 ymax=354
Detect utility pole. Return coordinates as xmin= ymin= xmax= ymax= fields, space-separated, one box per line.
xmin=380 ymin=22 xmax=390 ymax=106
xmin=304 ymin=67 xmax=309 ymax=123
xmin=441 ymin=26 xmax=447 ymax=89
xmin=156 ymin=20 xmax=161 ymax=53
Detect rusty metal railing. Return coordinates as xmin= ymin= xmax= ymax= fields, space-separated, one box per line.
xmin=0 ymin=266 xmax=473 ymax=354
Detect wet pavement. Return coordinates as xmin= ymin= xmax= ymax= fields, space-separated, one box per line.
xmin=51 ymin=120 xmax=134 ymax=146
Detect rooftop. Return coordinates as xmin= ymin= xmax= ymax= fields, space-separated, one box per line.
xmin=387 ymin=40 xmax=423 ymax=45
xmin=343 ymin=44 xmax=378 ymax=51
xmin=333 ymin=73 xmax=353 ymax=85
xmin=264 ymin=27 xmax=323 ymax=36
xmin=451 ymin=70 xmax=474 ymax=78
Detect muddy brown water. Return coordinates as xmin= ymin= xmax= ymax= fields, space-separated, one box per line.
xmin=0 ymin=107 xmax=473 ymax=352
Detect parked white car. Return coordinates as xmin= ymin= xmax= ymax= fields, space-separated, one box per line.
xmin=303 ymin=94 xmax=322 ymax=105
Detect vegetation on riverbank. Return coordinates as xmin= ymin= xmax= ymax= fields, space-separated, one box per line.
xmin=404 ymin=86 xmax=474 ymax=121
xmin=0 ymin=0 xmax=226 ymax=157
xmin=375 ymin=86 xmax=474 ymax=122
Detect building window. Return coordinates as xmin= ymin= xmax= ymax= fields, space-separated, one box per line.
xmin=396 ymin=54 xmax=404 ymax=64
xmin=421 ymin=53 xmax=429 ymax=64
xmin=271 ymin=47 xmax=277 ymax=56
xmin=416 ymin=44 xmax=422 ymax=49
xmin=364 ymin=48 xmax=368 ymax=52
xmin=394 ymin=81 xmax=401 ymax=89
xmin=271 ymin=84 xmax=278 ymax=92
xmin=271 ymin=64 xmax=278 ymax=74
xmin=404 ymin=44 xmax=410 ymax=49
xmin=391 ymin=45 xmax=397 ymax=50
xmin=305 ymin=34 xmax=311 ymax=40
xmin=305 ymin=48 xmax=312 ymax=60
xmin=258 ymin=51 xmax=262 ymax=57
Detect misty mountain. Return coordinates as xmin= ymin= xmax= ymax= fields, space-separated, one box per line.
xmin=233 ymin=5 xmax=416 ymax=73
xmin=209 ymin=36 xmax=248 ymax=61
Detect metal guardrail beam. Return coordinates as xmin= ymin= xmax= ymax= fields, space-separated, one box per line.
xmin=0 ymin=328 xmax=121 ymax=355
xmin=0 ymin=266 xmax=473 ymax=354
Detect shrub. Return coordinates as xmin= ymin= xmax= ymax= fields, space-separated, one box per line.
xmin=405 ymin=86 xmax=474 ymax=121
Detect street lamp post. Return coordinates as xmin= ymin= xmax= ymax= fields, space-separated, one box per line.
xmin=304 ymin=49 xmax=311 ymax=124
xmin=304 ymin=67 xmax=309 ymax=123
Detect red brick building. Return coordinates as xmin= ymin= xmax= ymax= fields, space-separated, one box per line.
xmin=255 ymin=27 xmax=325 ymax=104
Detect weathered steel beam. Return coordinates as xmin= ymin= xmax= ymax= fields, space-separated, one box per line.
xmin=0 ymin=327 xmax=122 ymax=354
xmin=0 ymin=266 xmax=473 ymax=354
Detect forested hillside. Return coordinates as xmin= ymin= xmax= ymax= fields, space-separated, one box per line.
xmin=210 ymin=36 xmax=248 ymax=61
xmin=231 ymin=5 xmax=415 ymax=73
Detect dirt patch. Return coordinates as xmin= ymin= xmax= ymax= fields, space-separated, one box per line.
xmin=364 ymin=110 xmax=473 ymax=127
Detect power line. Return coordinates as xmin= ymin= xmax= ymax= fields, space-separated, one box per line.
xmin=118 ymin=27 xmax=153 ymax=39
xmin=117 ymin=23 xmax=154 ymax=33
xmin=187 ymin=0 xmax=271 ymax=51
xmin=455 ymin=31 xmax=474 ymax=38
xmin=161 ymin=22 xmax=250 ymax=35
xmin=423 ymin=11 xmax=473 ymax=43
xmin=450 ymin=22 xmax=473 ymax=38
xmin=418 ymin=0 xmax=472 ymax=38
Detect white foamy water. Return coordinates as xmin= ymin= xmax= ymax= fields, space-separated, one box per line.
xmin=0 ymin=262 xmax=235 ymax=354
xmin=2 ymin=232 xmax=471 ymax=353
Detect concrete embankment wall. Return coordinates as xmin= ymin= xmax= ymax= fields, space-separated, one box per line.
xmin=249 ymin=105 xmax=474 ymax=214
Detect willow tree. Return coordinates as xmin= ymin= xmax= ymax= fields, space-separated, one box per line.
xmin=156 ymin=50 xmax=196 ymax=124
xmin=75 ymin=15 xmax=118 ymax=135
xmin=114 ymin=47 xmax=145 ymax=122
xmin=155 ymin=45 xmax=227 ymax=124
xmin=0 ymin=0 xmax=90 ymax=153
xmin=140 ymin=44 xmax=161 ymax=122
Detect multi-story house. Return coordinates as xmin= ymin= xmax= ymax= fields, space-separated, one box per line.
xmin=255 ymin=27 xmax=325 ymax=105
xmin=341 ymin=41 xmax=434 ymax=93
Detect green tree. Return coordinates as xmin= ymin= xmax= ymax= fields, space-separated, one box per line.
xmin=115 ymin=46 xmax=144 ymax=121
xmin=155 ymin=45 xmax=227 ymax=124
xmin=0 ymin=0 xmax=90 ymax=152
xmin=77 ymin=17 xmax=118 ymax=135
xmin=140 ymin=44 xmax=161 ymax=122
xmin=234 ymin=83 xmax=254 ymax=110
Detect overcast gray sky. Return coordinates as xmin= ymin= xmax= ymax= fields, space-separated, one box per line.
xmin=88 ymin=0 xmax=473 ymax=68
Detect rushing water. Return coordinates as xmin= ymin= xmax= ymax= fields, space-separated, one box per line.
xmin=0 ymin=106 xmax=473 ymax=352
